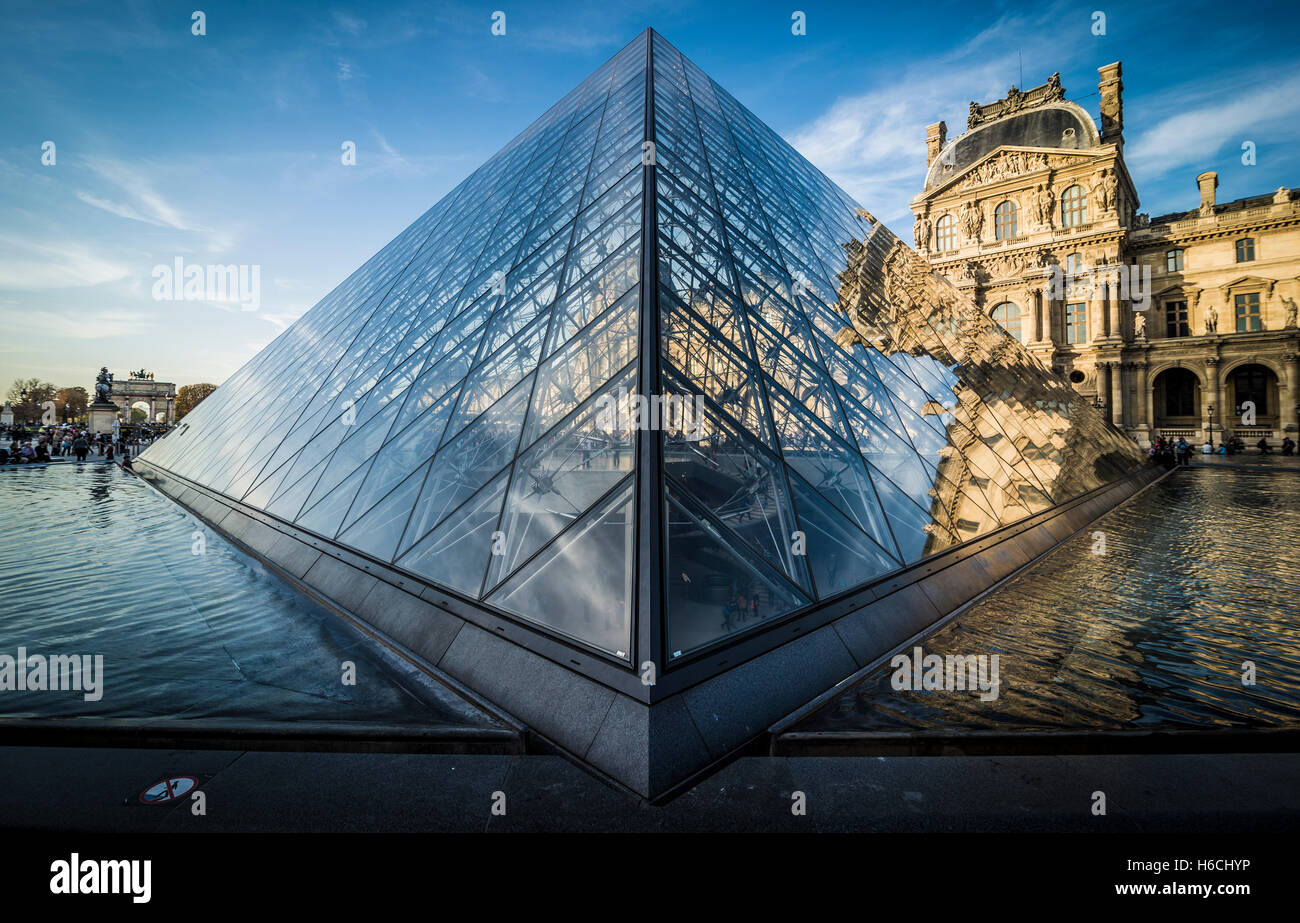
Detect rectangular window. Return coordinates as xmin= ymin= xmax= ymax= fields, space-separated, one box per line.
xmin=1165 ymin=300 xmax=1189 ymax=338
xmin=1065 ymin=302 xmax=1087 ymax=345
xmin=1165 ymin=249 xmax=1184 ymax=272
xmin=1235 ymin=238 xmax=1255 ymax=262
xmin=1235 ymin=292 xmax=1262 ymax=332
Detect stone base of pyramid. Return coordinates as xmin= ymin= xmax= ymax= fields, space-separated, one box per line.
xmin=133 ymin=457 xmax=1166 ymax=799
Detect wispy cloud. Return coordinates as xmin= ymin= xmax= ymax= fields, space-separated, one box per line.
xmin=0 ymin=236 xmax=132 ymax=290
xmin=788 ymin=3 xmax=1083 ymax=229
xmin=1126 ymin=71 xmax=1300 ymax=178
xmin=4 ymin=308 xmax=156 ymax=340
xmin=82 ymin=157 xmax=198 ymax=231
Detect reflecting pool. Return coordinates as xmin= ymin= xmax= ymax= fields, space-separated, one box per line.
xmin=0 ymin=463 xmax=500 ymax=730
xmin=793 ymin=467 xmax=1300 ymax=733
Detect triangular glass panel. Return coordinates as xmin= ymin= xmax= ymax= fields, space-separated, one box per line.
xmin=396 ymin=469 xmax=510 ymax=598
xmin=664 ymin=489 xmax=810 ymax=659
xmin=486 ymin=367 xmax=637 ymax=591
xmin=487 ymin=478 xmax=635 ymax=659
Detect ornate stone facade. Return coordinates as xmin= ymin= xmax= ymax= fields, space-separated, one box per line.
xmin=911 ymin=62 xmax=1300 ymax=447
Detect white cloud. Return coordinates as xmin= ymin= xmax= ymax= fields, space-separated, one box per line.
xmin=81 ymin=157 xmax=198 ymax=231
xmin=76 ymin=191 xmax=165 ymax=226
xmin=0 ymin=236 xmax=132 ymax=290
xmin=1125 ymin=72 xmax=1300 ymax=177
xmin=3 ymin=308 xmax=156 ymax=340
xmin=786 ymin=3 xmax=1081 ymax=230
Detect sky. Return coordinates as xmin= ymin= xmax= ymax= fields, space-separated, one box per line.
xmin=3 ymin=0 xmax=1299 ymax=393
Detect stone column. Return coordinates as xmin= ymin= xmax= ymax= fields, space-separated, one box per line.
xmin=1033 ymin=289 xmax=1044 ymax=343
xmin=149 ymin=399 xmax=156 ymax=423
xmin=168 ymin=398 xmax=176 ymax=423
xmin=1283 ymin=353 xmax=1300 ymax=433
xmin=1108 ymin=274 xmax=1123 ymax=341
xmin=1111 ymin=361 xmax=1124 ymax=426
xmin=1100 ymin=280 xmax=1112 ymax=339
xmin=1098 ymin=361 xmax=1112 ymax=411
xmin=1136 ymin=362 xmax=1150 ymax=427
xmin=1205 ymin=356 xmax=1222 ymax=442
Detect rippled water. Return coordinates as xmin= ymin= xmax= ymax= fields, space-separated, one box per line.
xmin=797 ymin=467 xmax=1300 ymax=733
xmin=0 ymin=462 xmax=496 ymax=728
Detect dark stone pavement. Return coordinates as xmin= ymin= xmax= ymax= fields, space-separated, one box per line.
xmin=1 ymin=745 xmax=1294 ymax=832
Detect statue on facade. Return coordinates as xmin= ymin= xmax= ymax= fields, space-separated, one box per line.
xmin=1133 ymin=311 xmax=1147 ymax=340
xmin=914 ymin=215 xmax=931 ymax=249
xmin=1046 ymin=72 xmax=1064 ymax=101
xmin=1283 ymin=296 xmax=1298 ymax=328
xmin=1093 ymin=168 xmax=1116 ymax=214
xmin=94 ymin=367 xmax=114 ymax=403
xmin=1036 ymin=185 xmax=1054 ymax=230
xmin=1205 ymin=305 xmax=1218 ymax=334
xmin=960 ymin=201 xmax=983 ymax=242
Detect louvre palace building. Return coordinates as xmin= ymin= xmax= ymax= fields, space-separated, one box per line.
xmin=911 ymin=62 xmax=1300 ymax=448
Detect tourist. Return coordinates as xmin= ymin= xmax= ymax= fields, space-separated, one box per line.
xmin=1176 ymin=438 xmax=1191 ymax=466
xmin=1201 ymin=440 xmax=1212 ymax=454
xmin=1217 ymin=443 xmax=1228 ymax=456
xmin=72 ymin=434 xmax=89 ymax=462
xmin=105 ymin=442 xmax=115 ymax=461
xmin=1282 ymin=437 xmax=1295 ymax=456
xmin=1257 ymin=437 xmax=1271 ymax=455
xmin=120 ymin=449 xmax=134 ymax=471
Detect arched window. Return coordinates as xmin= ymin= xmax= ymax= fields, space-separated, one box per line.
xmin=934 ymin=215 xmax=956 ymax=252
xmin=990 ymin=301 xmax=1022 ymax=342
xmin=1160 ymin=368 xmax=1199 ymax=418
xmin=994 ymin=201 xmax=1018 ymax=240
xmin=1231 ymin=364 xmax=1271 ymax=415
xmin=1061 ymin=185 xmax=1088 ymax=228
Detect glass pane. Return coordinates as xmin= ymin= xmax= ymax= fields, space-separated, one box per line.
xmin=486 ymin=368 xmax=637 ymax=591
xmin=396 ymin=470 xmax=510 ymax=599
xmin=397 ymin=375 xmax=532 ymax=557
xmin=335 ymin=461 xmax=429 ymax=563
xmin=665 ymin=490 xmax=810 ymax=659
xmin=487 ymin=479 xmax=635 ymax=659
xmin=787 ymin=470 xmax=899 ymax=598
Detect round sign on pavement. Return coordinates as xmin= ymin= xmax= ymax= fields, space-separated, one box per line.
xmin=139 ymin=775 xmax=198 ymax=804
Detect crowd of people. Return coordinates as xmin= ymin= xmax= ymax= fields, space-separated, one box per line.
xmin=1149 ymin=432 xmax=1296 ymax=467
xmin=0 ymin=422 xmax=169 ymax=470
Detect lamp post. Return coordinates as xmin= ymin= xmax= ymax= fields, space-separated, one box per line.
xmin=1208 ymin=403 xmax=1215 ymax=450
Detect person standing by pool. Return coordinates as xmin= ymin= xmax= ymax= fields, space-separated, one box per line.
xmin=72 ymin=434 xmax=88 ymax=462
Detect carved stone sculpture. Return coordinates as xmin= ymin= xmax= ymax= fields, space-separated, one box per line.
xmin=94 ymin=367 xmax=113 ymax=403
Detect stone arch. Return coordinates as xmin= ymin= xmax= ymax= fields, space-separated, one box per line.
xmin=1220 ymin=356 xmax=1285 ymax=380
xmin=1151 ymin=366 xmax=1202 ymax=428
xmin=1221 ymin=361 xmax=1281 ymax=423
xmin=1147 ymin=361 xmax=1207 ymax=390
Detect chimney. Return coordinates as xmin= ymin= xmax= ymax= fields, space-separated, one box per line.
xmin=1197 ymin=171 xmax=1218 ymax=215
xmin=926 ymin=121 xmax=947 ymax=167
xmin=1098 ymin=62 xmax=1123 ymax=146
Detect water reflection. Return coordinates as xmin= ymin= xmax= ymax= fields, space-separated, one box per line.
xmin=794 ymin=468 xmax=1300 ymax=732
xmin=0 ymin=464 xmax=500 ymax=728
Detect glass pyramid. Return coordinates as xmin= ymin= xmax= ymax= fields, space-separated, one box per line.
xmin=142 ymin=30 xmax=1141 ymax=672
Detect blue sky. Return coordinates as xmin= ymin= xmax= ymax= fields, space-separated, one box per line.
xmin=3 ymin=0 xmax=1299 ymax=391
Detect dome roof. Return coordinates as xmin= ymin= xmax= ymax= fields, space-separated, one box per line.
xmin=925 ymin=102 xmax=1101 ymax=191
